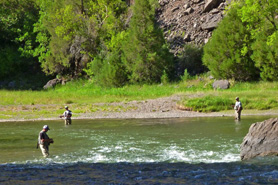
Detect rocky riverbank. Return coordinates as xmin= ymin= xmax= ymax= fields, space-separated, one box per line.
xmin=1 ymin=162 xmax=278 ymax=184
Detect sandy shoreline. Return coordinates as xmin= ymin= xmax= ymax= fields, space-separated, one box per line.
xmin=1 ymin=95 xmax=277 ymax=122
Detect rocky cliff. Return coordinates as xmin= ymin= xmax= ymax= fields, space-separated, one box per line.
xmin=156 ymin=0 xmax=230 ymax=55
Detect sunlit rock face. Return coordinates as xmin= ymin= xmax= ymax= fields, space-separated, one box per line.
xmin=240 ymin=118 xmax=278 ymax=160
xmin=156 ymin=0 xmax=229 ymax=55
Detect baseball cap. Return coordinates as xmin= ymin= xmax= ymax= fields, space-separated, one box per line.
xmin=235 ymin=97 xmax=239 ymax=100
xmin=65 ymin=106 xmax=68 ymax=109
xmin=43 ymin=125 xmax=50 ymax=130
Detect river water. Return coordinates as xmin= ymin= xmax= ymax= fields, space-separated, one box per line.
xmin=1 ymin=116 xmax=278 ymax=184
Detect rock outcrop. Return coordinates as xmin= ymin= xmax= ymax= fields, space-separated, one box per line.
xmin=43 ymin=79 xmax=62 ymax=89
xmin=156 ymin=0 xmax=228 ymax=55
xmin=240 ymin=118 xmax=278 ymax=160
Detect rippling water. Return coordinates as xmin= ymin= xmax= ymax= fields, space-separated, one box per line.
xmin=1 ymin=116 xmax=278 ymax=184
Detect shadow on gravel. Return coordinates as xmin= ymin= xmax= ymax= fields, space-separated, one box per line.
xmin=1 ymin=162 xmax=278 ymax=184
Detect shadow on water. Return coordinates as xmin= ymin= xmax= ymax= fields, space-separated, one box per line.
xmin=1 ymin=161 xmax=278 ymax=184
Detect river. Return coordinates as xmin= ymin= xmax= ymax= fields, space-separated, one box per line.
xmin=1 ymin=116 xmax=278 ymax=184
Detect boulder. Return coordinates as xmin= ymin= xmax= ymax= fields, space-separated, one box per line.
xmin=43 ymin=79 xmax=61 ymax=89
xmin=184 ymin=7 xmax=194 ymax=15
xmin=201 ymin=21 xmax=218 ymax=31
xmin=240 ymin=118 xmax=278 ymax=160
xmin=201 ymin=13 xmax=222 ymax=30
xmin=159 ymin=0 xmax=169 ymax=6
xmin=212 ymin=80 xmax=230 ymax=89
xmin=203 ymin=0 xmax=223 ymax=13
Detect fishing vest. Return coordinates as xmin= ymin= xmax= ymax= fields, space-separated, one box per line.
xmin=64 ymin=110 xmax=72 ymax=119
xmin=38 ymin=130 xmax=49 ymax=145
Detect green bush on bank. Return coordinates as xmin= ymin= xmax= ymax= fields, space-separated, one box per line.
xmin=180 ymin=81 xmax=278 ymax=112
xmin=181 ymin=96 xmax=232 ymax=112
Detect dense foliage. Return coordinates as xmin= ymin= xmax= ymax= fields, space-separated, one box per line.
xmin=1 ymin=0 xmax=278 ymax=90
xmin=121 ymin=0 xmax=174 ymax=84
xmin=239 ymin=0 xmax=278 ymax=81
xmin=203 ymin=0 xmax=278 ymax=81
xmin=0 ymin=0 xmax=39 ymax=78
xmin=0 ymin=0 xmax=176 ymax=88
xmin=203 ymin=3 xmax=259 ymax=81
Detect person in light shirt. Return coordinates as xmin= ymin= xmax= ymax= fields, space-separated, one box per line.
xmin=60 ymin=106 xmax=72 ymax=125
xmin=234 ymin=97 xmax=242 ymax=120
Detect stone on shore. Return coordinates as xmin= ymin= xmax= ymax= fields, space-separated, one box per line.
xmin=240 ymin=118 xmax=278 ymax=160
xmin=212 ymin=80 xmax=230 ymax=89
xmin=43 ymin=79 xmax=62 ymax=89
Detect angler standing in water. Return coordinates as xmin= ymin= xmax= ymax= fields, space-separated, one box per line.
xmin=60 ymin=106 xmax=72 ymax=125
xmin=38 ymin=125 xmax=54 ymax=157
xmin=234 ymin=97 xmax=243 ymax=120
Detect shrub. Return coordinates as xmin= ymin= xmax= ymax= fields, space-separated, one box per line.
xmin=181 ymin=96 xmax=232 ymax=112
xmin=202 ymin=3 xmax=259 ymax=81
xmin=87 ymin=48 xmax=128 ymax=87
xmin=181 ymin=69 xmax=191 ymax=81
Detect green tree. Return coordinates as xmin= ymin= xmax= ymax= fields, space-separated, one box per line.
xmin=238 ymin=0 xmax=278 ymax=80
xmin=83 ymin=0 xmax=128 ymax=87
xmin=0 ymin=0 xmax=40 ymax=79
xmin=251 ymin=28 xmax=278 ymax=80
xmin=85 ymin=31 xmax=129 ymax=87
xmin=32 ymin=0 xmax=86 ymax=77
xmin=33 ymin=0 xmax=127 ymax=79
xmin=203 ymin=3 xmax=259 ymax=81
xmin=122 ymin=0 xmax=174 ymax=84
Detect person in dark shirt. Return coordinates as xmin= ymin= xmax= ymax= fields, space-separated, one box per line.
xmin=38 ymin=125 xmax=53 ymax=157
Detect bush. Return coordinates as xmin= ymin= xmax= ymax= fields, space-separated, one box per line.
xmin=86 ymin=48 xmax=128 ymax=87
xmin=202 ymin=3 xmax=259 ymax=81
xmin=181 ymin=69 xmax=191 ymax=81
xmin=161 ymin=70 xmax=169 ymax=84
xmin=181 ymin=96 xmax=232 ymax=112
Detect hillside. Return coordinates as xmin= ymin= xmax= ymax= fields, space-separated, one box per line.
xmin=156 ymin=0 xmax=230 ymax=54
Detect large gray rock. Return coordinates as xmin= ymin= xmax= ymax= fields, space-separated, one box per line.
xmin=240 ymin=118 xmax=278 ymax=160
xmin=212 ymin=80 xmax=230 ymax=89
xmin=203 ymin=0 xmax=223 ymax=13
xmin=43 ymin=79 xmax=61 ymax=89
